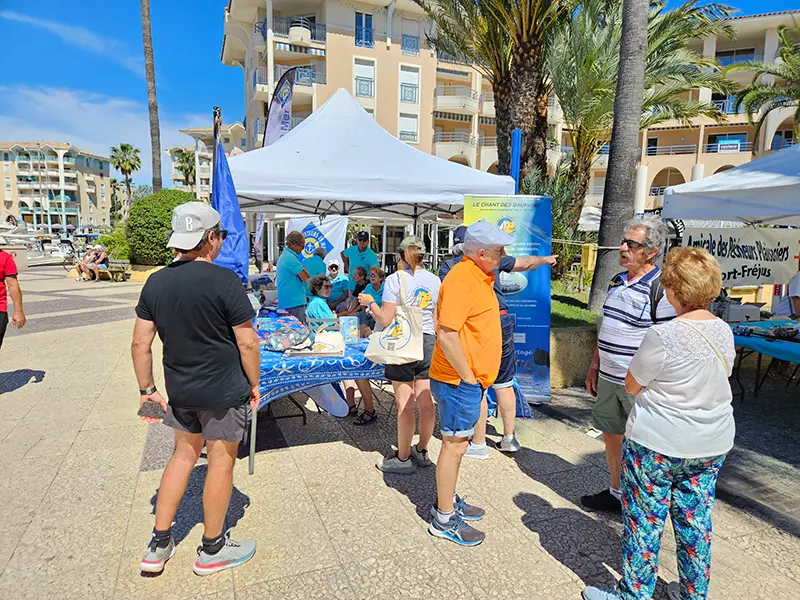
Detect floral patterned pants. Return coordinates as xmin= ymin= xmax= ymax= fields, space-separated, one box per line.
xmin=618 ymin=439 xmax=726 ymax=600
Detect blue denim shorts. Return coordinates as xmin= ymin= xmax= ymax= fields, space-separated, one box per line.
xmin=431 ymin=378 xmax=484 ymax=438
xmin=493 ymin=313 xmax=517 ymax=389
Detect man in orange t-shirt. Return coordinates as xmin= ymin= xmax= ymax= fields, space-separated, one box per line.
xmin=428 ymin=219 xmax=515 ymax=546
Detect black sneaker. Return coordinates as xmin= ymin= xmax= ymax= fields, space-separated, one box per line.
xmin=580 ymin=489 xmax=622 ymax=514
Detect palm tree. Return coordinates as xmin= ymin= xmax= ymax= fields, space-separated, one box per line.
xmin=550 ymin=0 xmax=735 ymax=220
xmin=587 ymin=0 xmax=649 ymax=312
xmin=176 ymin=151 xmax=196 ymax=194
xmin=141 ymin=0 xmax=162 ymax=192
xmin=729 ymin=20 xmax=800 ymax=148
xmin=109 ymin=178 xmax=124 ymax=224
xmin=420 ymin=0 xmax=567 ymax=175
xmin=110 ymin=144 xmax=142 ymax=218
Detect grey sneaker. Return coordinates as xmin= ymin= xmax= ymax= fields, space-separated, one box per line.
xmin=192 ymin=535 xmax=256 ymax=576
xmin=464 ymin=442 xmax=489 ymax=460
xmin=140 ymin=537 xmax=176 ymax=573
xmin=376 ymin=451 xmax=416 ymax=474
xmin=410 ymin=444 xmax=433 ymax=467
xmin=666 ymin=582 xmax=679 ymax=600
xmin=428 ymin=514 xmax=485 ymax=546
xmin=430 ymin=495 xmax=485 ymax=522
xmin=581 ymin=587 xmax=621 ymax=600
xmin=499 ymin=436 xmax=521 ymax=453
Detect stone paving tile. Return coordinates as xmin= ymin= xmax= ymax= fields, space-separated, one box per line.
xmin=0 ymin=523 xmax=29 ymax=575
xmin=707 ymin=537 xmax=800 ymax=599
xmin=0 ymin=457 xmax=62 ymax=527
xmin=721 ymin=527 xmax=800 ymax=584
xmin=235 ymin=567 xmax=356 ymax=600
xmin=0 ymin=553 xmax=120 ymax=600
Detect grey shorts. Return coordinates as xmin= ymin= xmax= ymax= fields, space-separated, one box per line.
xmin=383 ymin=333 xmax=436 ymax=382
xmin=286 ymin=305 xmax=307 ymax=323
xmin=163 ymin=403 xmax=251 ymax=442
xmin=592 ymin=378 xmax=635 ymax=435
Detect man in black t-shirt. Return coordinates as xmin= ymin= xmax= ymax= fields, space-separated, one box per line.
xmin=132 ymin=202 xmax=260 ymax=576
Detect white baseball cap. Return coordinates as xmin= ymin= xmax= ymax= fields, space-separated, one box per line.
xmin=327 ymin=258 xmax=341 ymax=268
xmin=167 ymin=202 xmax=221 ymax=249
xmin=465 ymin=219 xmax=515 ymax=247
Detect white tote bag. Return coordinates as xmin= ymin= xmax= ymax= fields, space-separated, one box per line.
xmin=365 ymin=270 xmax=424 ymax=365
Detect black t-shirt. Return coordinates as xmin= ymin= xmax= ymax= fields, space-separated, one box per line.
xmin=135 ymin=260 xmax=255 ymax=410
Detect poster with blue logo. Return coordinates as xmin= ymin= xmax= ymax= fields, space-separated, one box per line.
xmin=463 ymin=196 xmax=552 ymax=403
xmin=287 ymin=215 xmax=348 ymax=263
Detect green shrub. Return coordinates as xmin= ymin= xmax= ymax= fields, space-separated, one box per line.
xmin=126 ymin=189 xmax=194 ymax=265
xmin=98 ymin=222 xmax=130 ymax=260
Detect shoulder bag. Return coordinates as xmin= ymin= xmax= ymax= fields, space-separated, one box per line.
xmin=365 ymin=270 xmax=424 ymax=365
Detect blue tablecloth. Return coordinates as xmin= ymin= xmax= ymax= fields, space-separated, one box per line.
xmin=258 ymin=339 xmax=385 ymax=410
xmin=732 ymin=320 xmax=800 ymax=364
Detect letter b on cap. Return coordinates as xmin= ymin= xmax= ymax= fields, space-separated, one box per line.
xmin=185 ymin=216 xmax=194 ymax=231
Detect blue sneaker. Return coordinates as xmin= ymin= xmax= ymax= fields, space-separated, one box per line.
xmin=428 ymin=514 xmax=485 ymax=546
xmin=582 ymin=587 xmax=622 ymax=600
xmin=454 ymin=494 xmax=485 ymax=521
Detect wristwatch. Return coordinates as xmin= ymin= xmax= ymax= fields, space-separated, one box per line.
xmin=140 ymin=385 xmax=157 ymax=396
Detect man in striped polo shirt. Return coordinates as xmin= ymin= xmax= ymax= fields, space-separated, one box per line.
xmin=581 ymin=216 xmax=675 ymax=514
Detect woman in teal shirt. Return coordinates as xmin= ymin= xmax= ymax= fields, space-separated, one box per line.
xmin=360 ymin=266 xmax=385 ymax=336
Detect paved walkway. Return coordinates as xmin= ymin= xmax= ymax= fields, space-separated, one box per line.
xmin=1 ymin=267 xmax=798 ymax=599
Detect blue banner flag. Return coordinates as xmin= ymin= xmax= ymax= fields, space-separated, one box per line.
xmin=212 ymin=139 xmax=249 ymax=284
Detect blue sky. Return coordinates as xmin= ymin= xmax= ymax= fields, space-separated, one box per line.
xmin=1 ymin=0 xmax=797 ymax=185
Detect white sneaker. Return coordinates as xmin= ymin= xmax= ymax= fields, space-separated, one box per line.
xmin=499 ymin=436 xmax=521 ymax=453
xmin=464 ymin=442 xmax=489 ymax=460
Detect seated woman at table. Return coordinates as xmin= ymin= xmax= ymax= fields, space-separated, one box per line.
xmin=308 ymin=275 xmax=377 ymax=425
xmin=359 ymin=266 xmax=385 ymax=337
xmin=582 ymin=246 xmax=736 ymax=600
xmin=337 ymin=266 xmax=368 ymax=317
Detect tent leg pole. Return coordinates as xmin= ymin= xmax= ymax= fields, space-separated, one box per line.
xmin=381 ymin=219 xmax=387 ymax=270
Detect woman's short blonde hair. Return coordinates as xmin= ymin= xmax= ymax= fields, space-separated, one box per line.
xmin=661 ymin=246 xmax=722 ymax=310
xmin=369 ymin=266 xmax=386 ymax=281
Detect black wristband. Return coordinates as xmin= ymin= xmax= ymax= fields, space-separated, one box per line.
xmin=140 ymin=386 xmax=157 ymax=396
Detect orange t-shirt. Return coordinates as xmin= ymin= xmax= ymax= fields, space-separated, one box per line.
xmin=430 ymin=257 xmax=502 ymax=388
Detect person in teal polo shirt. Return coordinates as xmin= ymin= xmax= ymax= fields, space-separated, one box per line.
xmin=341 ymin=231 xmax=379 ymax=292
xmin=277 ymin=231 xmax=310 ymax=322
xmin=303 ymin=247 xmax=328 ymax=299
xmin=326 ymin=259 xmax=350 ymax=311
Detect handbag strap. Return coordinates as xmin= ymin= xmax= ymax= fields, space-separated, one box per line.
xmin=396 ymin=269 xmax=409 ymax=308
xmin=679 ymin=319 xmax=730 ymax=373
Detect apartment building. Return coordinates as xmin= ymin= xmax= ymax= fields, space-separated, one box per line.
xmin=0 ymin=142 xmax=111 ymax=233
xmin=166 ymin=123 xmax=247 ymax=202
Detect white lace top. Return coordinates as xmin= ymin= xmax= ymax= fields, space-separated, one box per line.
xmin=626 ymin=317 xmax=736 ymax=459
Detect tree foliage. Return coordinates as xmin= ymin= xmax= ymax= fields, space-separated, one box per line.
xmin=109 ymin=143 xmax=142 ymax=218
xmin=126 ymin=189 xmax=194 ymax=265
xmin=176 ymin=151 xmax=196 ymax=192
xmin=98 ymin=222 xmax=130 ymax=260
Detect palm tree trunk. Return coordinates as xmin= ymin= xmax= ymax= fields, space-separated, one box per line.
xmin=141 ymin=0 xmax=162 ymax=192
xmin=512 ymin=45 xmax=548 ymax=177
xmin=567 ymin=153 xmax=593 ymax=228
xmin=493 ymin=81 xmax=513 ymax=176
xmin=587 ymin=0 xmax=649 ymax=312
xmin=125 ymin=178 xmax=132 ymax=219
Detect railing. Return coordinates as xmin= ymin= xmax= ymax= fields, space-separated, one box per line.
xmin=587 ymin=185 xmax=605 ymax=197
xmin=716 ymin=52 xmax=763 ymax=67
xmin=275 ymin=64 xmax=326 ymax=86
xmin=401 ymin=34 xmax=419 ymax=56
xmin=291 ymin=116 xmax=306 ymax=129
xmin=646 ymin=144 xmax=697 ymax=156
xmin=433 ymin=132 xmax=476 ymax=145
xmin=355 ymin=76 xmax=374 ymax=98
xmin=703 ymin=141 xmax=752 ymax=153
xmin=771 ymin=138 xmax=796 ymax=150
xmin=355 ymin=26 xmax=374 ymax=48
xmin=598 ymin=144 xmax=610 ymax=155
xmin=199 ymin=184 xmax=210 ymax=193
xmin=399 ymin=131 xmax=418 ymax=143
xmin=435 ymin=85 xmax=479 ymax=100
xmin=547 ymin=95 xmax=559 ymax=108
xmin=560 ymin=146 xmax=575 ymax=154
xmin=712 ymin=97 xmax=738 ymax=114
xmin=649 ymin=186 xmax=668 ymax=196
xmin=400 ymin=82 xmax=418 ymax=104
xmin=481 ymin=91 xmax=494 ymax=103
xmin=252 ymin=66 xmax=268 ymax=91
xmin=436 ymin=50 xmax=464 ymax=63
xmin=198 ymin=166 xmax=211 ymax=175
xmin=272 ymin=16 xmax=327 ymax=42
xmin=254 ymin=117 xmax=265 ymax=134
xmin=480 ymin=136 xmax=497 ymax=147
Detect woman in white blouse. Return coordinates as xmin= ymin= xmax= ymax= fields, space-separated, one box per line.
xmin=583 ymin=247 xmax=735 ymax=600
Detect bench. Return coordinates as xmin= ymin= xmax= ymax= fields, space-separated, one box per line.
xmin=101 ymin=259 xmax=131 ymax=282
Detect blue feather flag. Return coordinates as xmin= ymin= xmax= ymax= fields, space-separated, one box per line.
xmin=212 ymin=139 xmax=249 ymax=284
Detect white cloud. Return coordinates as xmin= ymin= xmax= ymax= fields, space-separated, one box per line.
xmin=0 ymin=85 xmax=208 ymax=186
xmin=0 ymin=10 xmax=144 ymax=77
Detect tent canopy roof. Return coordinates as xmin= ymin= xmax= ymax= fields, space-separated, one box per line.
xmin=663 ymin=144 xmax=800 ymax=226
xmin=227 ymin=89 xmax=515 ymax=219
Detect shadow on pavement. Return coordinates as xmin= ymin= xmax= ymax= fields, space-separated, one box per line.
xmin=0 ymin=369 xmax=46 ymax=394
xmin=148 ymin=464 xmax=251 ymax=545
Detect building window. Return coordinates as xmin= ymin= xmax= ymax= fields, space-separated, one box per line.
xmin=355 ymin=12 xmax=374 ymax=48
xmin=715 ymin=48 xmax=758 ymax=67
xmin=4 ymin=176 xmax=11 ymax=192
xmin=3 ymin=161 xmax=9 ymax=172
xmin=223 ymin=137 xmax=231 ymax=144
xmin=401 ymin=20 xmax=419 ymax=56
xmin=354 ymin=59 xmax=375 ymax=98
xmin=707 ymin=132 xmax=747 ymax=153
xmin=772 ymin=130 xmax=795 ymax=150
xmin=646 ymin=138 xmax=659 ymax=155
xmin=399 ymin=113 xmax=418 ymax=143
xmin=100 ymin=184 xmax=106 ymax=199
xmin=400 ymin=66 xmax=419 ymax=104
xmin=241 ymin=138 xmax=247 ymax=148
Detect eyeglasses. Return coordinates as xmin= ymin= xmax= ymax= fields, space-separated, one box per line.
xmin=621 ymin=238 xmax=646 ymax=250
xmin=321 ymin=283 xmax=332 ymax=289
xmin=329 ymin=265 xmax=339 ymax=270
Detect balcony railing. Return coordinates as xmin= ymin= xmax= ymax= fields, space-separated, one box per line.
xmin=481 ymin=91 xmax=494 ymax=103
xmin=712 ymin=97 xmax=738 ymax=114
xmin=291 ymin=116 xmax=306 ymax=129
xmin=480 ymin=136 xmax=497 ymax=147
xmin=355 ymin=26 xmax=374 ymax=48
xmin=560 ymin=146 xmax=575 ymax=154
xmin=703 ymin=141 xmax=752 ymax=153
xmin=587 ymin=185 xmax=605 ymax=197
xmin=649 ymin=186 xmax=668 ymax=196
xmin=253 ymin=66 xmax=268 ymax=91
xmin=400 ymin=82 xmax=418 ymax=104
xmin=198 ymin=166 xmax=211 ymax=175
xmin=433 ymin=132 xmax=476 ymax=145
xmin=399 ymin=131 xmax=418 ymax=143
xmin=401 ymin=34 xmax=419 ymax=56
xmin=598 ymin=144 xmax=611 ymax=155
xmin=355 ymin=76 xmax=374 ymax=98
xmin=199 ymin=185 xmax=210 ymax=193
xmin=275 ymin=64 xmax=326 ymax=86
xmin=547 ymin=95 xmax=559 ymax=108
xmin=646 ymin=144 xmax=698 ymax=156
xmin=771 ymin=138 xmax=796 ymax=150
xmin=435 ymin=85 xmax=479 ymax=100
xmin=272 ymin=16 xmax=327 ymax=42
xmin=716 ymin=52 xmax=763 ymax=67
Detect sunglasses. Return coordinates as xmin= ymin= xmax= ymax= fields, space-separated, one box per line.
xmin=329 ymin=265 xmax=339 ymax=270
xmin=621 ymin=238 xmax=646 ymax=250
xmin=322 ymin=283 xmax=332 ymax=289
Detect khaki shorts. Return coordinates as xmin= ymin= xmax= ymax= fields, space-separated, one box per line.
xmin=592 ymin=378 xmax=635 ymax=435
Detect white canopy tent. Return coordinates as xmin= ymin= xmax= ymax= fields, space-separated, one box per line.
xmin=663 ymin=144 xmax=800 ymax=226
xmin=228 ymin=88 xmax=515 ymax=220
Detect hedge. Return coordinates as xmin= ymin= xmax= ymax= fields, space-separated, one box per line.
xmin=126 ymin=189 xmax=195 ymax=265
